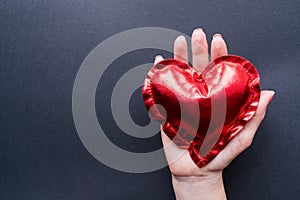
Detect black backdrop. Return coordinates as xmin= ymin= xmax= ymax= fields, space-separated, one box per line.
xmin=1 ymin=0 xmax=299 ymax=199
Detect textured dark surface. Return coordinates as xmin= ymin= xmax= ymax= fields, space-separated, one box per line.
xmin=1 ymin=0 xmax=299 ymax=199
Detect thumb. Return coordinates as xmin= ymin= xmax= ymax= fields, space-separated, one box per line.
xmin=232 ymin=90 xmax=275 ymax=152
xmin=210 ymin=90 xmax=275 ymax=169
xmin=247 ymin=90 xmax=275 ymax=129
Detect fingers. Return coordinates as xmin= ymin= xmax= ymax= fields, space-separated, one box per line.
xmin=174 ymin=31 xmax=227 ymax=65
xmin=214 ymin=90 xmax=275 ymax=167
xmin=174 ymin=35 xmax=188 ymax=63
xmin=191 ymin=28 xmax=209 ymax=72
xmin=211 ymin=34 xmax=228 ymax=60
xmin=173 ymin=32 xmax=227 ymax=64
xmin=154 ymin=55 xmax=164 ymax=64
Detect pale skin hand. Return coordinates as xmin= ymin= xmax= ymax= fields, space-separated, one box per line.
xmin=154 ymin=28 xmax=275 ymax=200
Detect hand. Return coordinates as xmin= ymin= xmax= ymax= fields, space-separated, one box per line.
xmin=154 ymin=28 xmax=275 ymax=200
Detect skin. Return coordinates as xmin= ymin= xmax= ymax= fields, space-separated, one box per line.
xmin=154 ymin=28 xmax=275 ymax=200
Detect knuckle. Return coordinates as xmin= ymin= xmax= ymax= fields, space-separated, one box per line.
xmin=237 ymin=135 xmax=253 ymax=149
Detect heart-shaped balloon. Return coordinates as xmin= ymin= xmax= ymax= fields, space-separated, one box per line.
xmin=142 ymin=55 xmax=260 ymax=167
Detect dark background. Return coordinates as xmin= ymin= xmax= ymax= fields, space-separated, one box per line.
xmin=1 ymin=0 xmax=299 ymax=199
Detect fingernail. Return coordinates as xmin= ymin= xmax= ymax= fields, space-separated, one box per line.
xmin=267 ymin=91 xmax=275 ymax=103
xmin=270 ymin=90 xmax=275 ymax=98
xmin=213 ymin=33 xmax=222 ymax=38
xmin=176 ymin=35 xmax=185 ymax=41
xmin=193 ymin=28 xmax=203 ymax=33
xmin=212 ymin=35 xmax=223 ymax=48
xmin=193 ymin=28 xmax=204 ymax=41
xmin=154 ymin=55 xmax=163 ymax=64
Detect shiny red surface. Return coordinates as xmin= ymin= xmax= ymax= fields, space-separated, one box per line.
xmin=142 ymin=55 xmax=260 ymax=167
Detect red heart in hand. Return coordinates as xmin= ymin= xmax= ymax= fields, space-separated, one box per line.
xmin=142 ymin=55 xmax=260 ymax=167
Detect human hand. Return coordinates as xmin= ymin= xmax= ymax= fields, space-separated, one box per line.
xmin=154 ymin=28 xmax=275 ymax=199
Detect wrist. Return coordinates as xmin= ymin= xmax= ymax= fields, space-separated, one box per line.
xmin=171 ymin=171 xmax=226 ymax=200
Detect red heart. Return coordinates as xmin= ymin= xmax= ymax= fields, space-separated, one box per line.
xmin=142 ymin=55 xmax=260 ymax=167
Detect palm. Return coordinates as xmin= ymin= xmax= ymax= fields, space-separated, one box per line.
xmin=154 ymin=28 xmax=274 ymax=177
